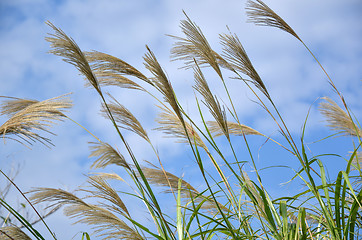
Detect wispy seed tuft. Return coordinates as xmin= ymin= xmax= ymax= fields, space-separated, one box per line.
xmin=246 ymin=0 xmax=301 ymax=41
xmin=0 ymin=95 xmax=72 ymax=146
xmin=319 ymin=97 xmax=362 ymax=137
xmin=207 ymin=121 xmax=263 ymax=137
xmin=85 ymin=51 xmax=150 ymax=90
xmin=89 ymin=142 xmax=130 ymax=170
xmin=46 ymin=22 xmax=101 ymax=93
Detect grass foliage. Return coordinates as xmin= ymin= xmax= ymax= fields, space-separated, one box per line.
xmin=1 ymin=0 xmax=361 ymax=239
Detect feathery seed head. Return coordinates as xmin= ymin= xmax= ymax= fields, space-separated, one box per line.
xmin=155 ymin=105 xmax=206 ymax=149
xmin=246 ymin=0 xmax=301 ymax=41
xmin=141 ymin=166 xmax=229 ymax=212
xmin=319 ymin=97 xmax=362 ymax=137
xmin=193 ymin=64 xmax=229 ymax=140
xmin=46 ymin=22 xmax=101 ymax=93
xmin=220 ymin=32 xmax=269 ymax=98
xmin=170 ymin=12 xmax=223 ymax=78
xmin=0 ymin=97 xmax=38 ymax=117
xmin=85 ymin=51 xmax=150 ymax=90
xmin=143 ymin=46 xmax=183 ymax=121
xmin=89 ymin=142 xmax=130 ymax=170
xmin=0 ymin=226 xmax=32 ymax=240
xmin=101 ymin=98 xmax=149 ymax=143
xmin=30 ymin=187 xmax=142 ymax=240
xmin=82 ymin=175 xmax=130 ymax=217
xmin=0 ymin=95 xmax=72 ymax=146
xmin=207 ymin=121 xmax=263 ymax=137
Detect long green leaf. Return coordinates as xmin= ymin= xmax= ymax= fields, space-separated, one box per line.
xmin=176 ymin=178 xmax=183 ymax=240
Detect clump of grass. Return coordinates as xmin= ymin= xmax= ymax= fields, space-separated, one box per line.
xmin=1 ymin=0 xmax=361 ymax=239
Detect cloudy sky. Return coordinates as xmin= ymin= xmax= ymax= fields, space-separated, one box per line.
xmin=1 ymin=0 xmax=361 ymax=239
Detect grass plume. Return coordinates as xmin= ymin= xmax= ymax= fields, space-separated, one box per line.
xmin=0 ymin=226 xmax=32 ymax=240
xmin=89 ymin=142 xmax=130 ymax=170
xmin=319 ymin=97 xmax=362 ymax=137
xmin=246 ymin=0 xmax=301 ymax=41
xmin=101 ymin=97 xmax=150 ymax=143
xmin=81 ymin=175 xmax=130 ymax=217
xmin=85 ymin=51 xmax=151 ymax=90
xmin=170 ymin=12 xmax=223 ymax=78
xmin=46 ymin=22 xmax=100 ymax=93
xmin=141 ymin=166 xmax=229 ymax=213
xmin=155 ymin=105 xmax=206 ymax=149
xmin=0 ymin=95 xmax=72 ymax=146
xmin=144 ymin=46 xmax=183 ymax=122
xmin=193 ymin=63 xmax=229 ymax=140
xmin=30 ymin=188 xmax=143 ymax=240
xmin=220 ymin=32 xmax=269 ymax=98
xmin=207 ymin=120 xmax=263 ymax=137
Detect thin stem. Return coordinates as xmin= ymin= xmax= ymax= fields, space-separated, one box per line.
xmin=65 ymin=116 xmax=101 ymax=142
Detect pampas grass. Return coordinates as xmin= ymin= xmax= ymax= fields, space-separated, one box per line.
xmin=1 ymin=1 xmax=361 ymax=239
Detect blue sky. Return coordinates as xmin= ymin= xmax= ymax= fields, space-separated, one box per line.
xmin=1 ymin=0 xmax=361 ymax=239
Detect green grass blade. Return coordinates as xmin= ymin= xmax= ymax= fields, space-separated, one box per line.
xmin=297 ymin=207 xmax=307 ymax=240
xmin=317 ymin=159 xmax=333 ymax=217
xmin=334 ymin=171 xmax=343 ymax=238
xmin=279 ymin=200 xmax=288 ymax=237
xmin=341 ymin=171 xmax=362 ymax=209
xmin=346 ymin=188 xmax=362 ymax=240
xmin=0 ymin=198 xmax=44 ymax=240
xmin=176 ymin=178 xmax=183 ymax=240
